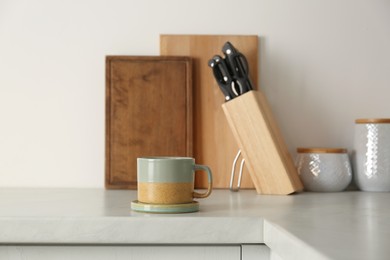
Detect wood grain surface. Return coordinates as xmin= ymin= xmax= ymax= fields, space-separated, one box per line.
xmin=105 ymin=56 xmax=192 ymax=189
xmin=160 ymin=35 xmax=258 ymax=189
xmin=222 ymin=91 xmax=303 ymax=195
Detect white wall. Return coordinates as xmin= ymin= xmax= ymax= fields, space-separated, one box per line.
xmin=1 ymin=0 xmax=389 ymax=187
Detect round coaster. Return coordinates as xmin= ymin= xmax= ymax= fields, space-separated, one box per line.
xmin=131 ymin=200 xmax=199 ymax=214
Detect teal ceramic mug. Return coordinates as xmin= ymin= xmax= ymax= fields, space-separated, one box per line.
xmin=137 ymin=157 xmax=213 ymax=204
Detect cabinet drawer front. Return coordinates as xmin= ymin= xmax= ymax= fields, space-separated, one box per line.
xmin=242 ymin=245 xmax=270 ymax=260
xmin=0 ymin=245 xmax=240 ymax=260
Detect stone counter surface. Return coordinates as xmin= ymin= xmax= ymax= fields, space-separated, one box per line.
xmin=0 ymin=188 xmax=389 ymax=260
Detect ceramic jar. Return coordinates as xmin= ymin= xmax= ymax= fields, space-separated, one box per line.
xmin=296 ymin=148 xmax=352 ymax=192
xmin=354 ymin=119 xmax=390 ymax=192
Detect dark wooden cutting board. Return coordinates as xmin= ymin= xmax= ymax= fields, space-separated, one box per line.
xmin=105 ymin=56 xmax=192 ymax=189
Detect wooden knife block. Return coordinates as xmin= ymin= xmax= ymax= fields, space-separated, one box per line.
xmin=222 ymin=91 xmax=303 ymax=195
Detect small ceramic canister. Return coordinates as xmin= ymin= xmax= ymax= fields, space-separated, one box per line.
xmin=296 ymin=148 xmax=352 ymax=192
xmin=355 ymin=119 xmax=390 ymax=192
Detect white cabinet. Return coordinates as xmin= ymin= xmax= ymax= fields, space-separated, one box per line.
xmin=242 ymin=245 xmax=270 ymax=260
xmin=270 ymin=251 xmax=284 ymax=260
xmin=1 ymin=244 xmax=271 ymax=260
xmin=0 ymin=245 xmax=240 ymax=260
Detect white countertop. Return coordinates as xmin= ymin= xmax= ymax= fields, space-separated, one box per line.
xmin=0 ymin=188 xmax=389 ymax=260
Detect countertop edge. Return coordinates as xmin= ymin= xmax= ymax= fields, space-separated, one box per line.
xmin=263 ymin=220 xmax=331 ymax=260
xmin=0 ymin=216 xmax=264 ymax=245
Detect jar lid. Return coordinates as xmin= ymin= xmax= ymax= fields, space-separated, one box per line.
xmin=355 ymin=118 xmax=390 ymax=124
xmin=297 ymin=148 xmax=348 ymax=154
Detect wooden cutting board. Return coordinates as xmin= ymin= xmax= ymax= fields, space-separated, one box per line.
xmin=160 ymin=35 xmax=258 ymax=189
xmin=105 ymin=56 xmax=192 ymax=189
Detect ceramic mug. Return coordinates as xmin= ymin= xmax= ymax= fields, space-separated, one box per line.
xmin=137 ymin=157 xmax=213 ymax=204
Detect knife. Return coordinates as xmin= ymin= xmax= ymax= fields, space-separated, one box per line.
xmin=208 ymin=55 xmax=240 ymax=101
xmin=222 ymin=42 xmax=254 ymax=94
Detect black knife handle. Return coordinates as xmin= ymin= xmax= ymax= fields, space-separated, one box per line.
xmin=222 ymin=42 xmax=254 ymax=93
xmin=208 ymin=57 xmax=235 ymax=101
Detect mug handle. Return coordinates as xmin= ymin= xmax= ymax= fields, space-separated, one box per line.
xmin=193 ymin=164 xmax=213 ymax=199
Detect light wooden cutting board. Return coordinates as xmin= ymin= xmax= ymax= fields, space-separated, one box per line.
xmin=160 ymin=35 xmax=258 ymax=189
